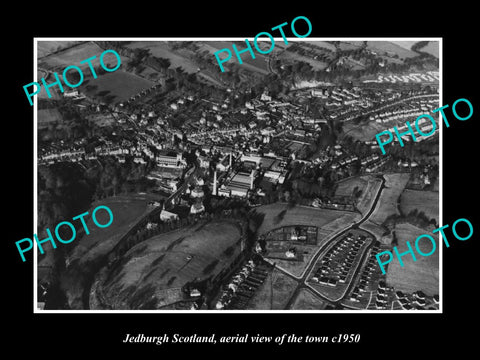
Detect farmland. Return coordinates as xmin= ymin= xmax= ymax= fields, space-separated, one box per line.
xmin=290 ymin=288 xmax=327 ymax=310
xmin=37 ymin=41 xmax=85 ymax=59
xmin=366 ymin=41 xmax=419 ymax=59
xmin=386 ymin=223 xmax=439 ymax=295
xmin=38 ymin=108 xmax=63 ymax=129
xmin=68 ymin=193 xmax=157 ymax=266
xmin=246 ymin=268 xmax=298 ymax=310
xmin=198 ymin=41 xmax=271 ymax=75
xmin=367 ymin=173 xmax=410 ymax=225
xmin=400 ymin=189 xmax=439 ymax=223
xmin=38 ymin=42 xmax=106 ymax=70
xmin=125 ymin=41 xmax=199 ymax=74
xmin=355 ymin=176 xmax=384 ymax=216
xmin=416 ymin=41 xmax=440 ymax=58
xmin=81 ymin=70 xmax=154 ymax=104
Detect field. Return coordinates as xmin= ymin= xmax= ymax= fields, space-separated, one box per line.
xmin=417 ymin=41 xmax=440 ymax=58
xmin=68 ymin=194 xmax=157 ymax=266
xmin=278 ymin=49 xmax=328 ymax=71
xmin=125 ymin=41 xmax=199 ymax=74
xmin=335 ymin=176 xmax=368 ymax=198
xmin=246 ymin=269 xmax=298 ymax=310
xmin=81 ymin=70 xmax=154 ymax=104
xmin=290 ymin=288 xmax=327 ymax=310
xmin=386 ymin=223 xmax=439 ymax=295
xmin=198 ymin=41 xmax=270 ymax=74
xmin=38 ymin=42 xmax=105 ymax=70
xmin=38 ymin=108 xmax=63 ymax=129
xmin=368 ymin=173 xmax=411 ymax=225
xmin=400 ymin=189 xmax=439 ymax=223
xmin=37 ymin=41 xmax=84 ymax=58
xmin=355 ymin=176 xmax=383 ymax=215
xmin=390 ymin=41 xmax=418 ymax=50
xmin=304 ymin=41 xmax=337 ymax=51
xmin=366 ymin=41 xmax=419 ymax=59
xmin=98 ymin=219 xmax=242 ymax=309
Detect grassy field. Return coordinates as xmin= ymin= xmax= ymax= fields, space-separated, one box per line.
xmin=400 ymin=189 xmax=439 ymax=223
xmin=417 ymin=41 xmax=439 ymax=58
xmin=68 ymin=193 xmax=157 ymax=265
xmin=38 ymin=42 xmax=105 ymax=70
xmin=368 ymin=173 xmax=411 ymax=225
xmin=386 ymin=223 xmax=439 ymax=295
xmin=38 ymin=108 xmax=63 ymax=129
xmin=99 ymin=219 xmax=242 ymax=309
xmin=125 ymin=41 xmax=199 ymax=74
xmin=246 ymin=268 xmax=298 ymax=310
xmin=81 ymin=70 xmax=154 ymax=104
xmin=390 ymin=41 xmax=418 ymax=50
xmin=304 ymin=41 xmax=337 ymax=51
xmin=37 ymin=41 xmax=84 ymax=58
xmin=289 ymin=288 xmax=328 ymax=310
xmin=278 ymin=50 xmax=328 ymax=71
xmin=356 ymin=176 xmax=383 ymax=215
xmin=335 ymin=176 xmax=368 ymax=198
xmin=366 ymin=41 xmax=419 ymax=59
xmin=199 ymin=41 xmax=270 ymax=74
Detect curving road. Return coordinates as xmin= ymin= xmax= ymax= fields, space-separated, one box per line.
xmin=274 ymin=175 xmax=386 ymax=309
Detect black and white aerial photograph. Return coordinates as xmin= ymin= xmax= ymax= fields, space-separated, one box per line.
xmin=34 ymin=39 xmax=441 ymax=311
xmin=6 ymin=5 xmax=480 ymax=356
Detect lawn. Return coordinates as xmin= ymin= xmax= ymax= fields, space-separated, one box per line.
xmin=246 ymin=268 xmax=299 ymax=310
xmin=400 ymin=189 xmax=439 ymax=223
xmin=38 ymin=108 xmax=63 ymax=129
xmin=356 ymin=176 xmax=383 ymax=216
xmin=81 ymin=70 xmax=154 ymax=104
xmin=366 ymin=41 xmax=419 ymax=59
xmin=124 ymin=41 xmax=200 ymax=74
xmin=335 ymin=176 xmax=368 ymax=198
xmin=416 ymin=41 xmax=440 ymax=58
xmin=37 ymin=41 xmax=84 ymax=59
xmin=199 ymin=41 xmax=270 ymax=74
xmin=290 ymin=288 xmax=327 ymax=310
xmin=67 ymin=193 xmax=156 ymax=266
xmin=368 ymin=173 xmax=411 ymax=225
xmin=38 ymin=42 xmax=106 ymax=70
xmin=386 ymin=223 xmax=439 ymax=295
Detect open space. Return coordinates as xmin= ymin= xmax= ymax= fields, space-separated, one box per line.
xmin=68 ymin=193 xmax=159 ymax=266
xmin=246 ymin=268 xmax=298 ymax=310
xmin=81 ymin=70 xmax=154 ymax=104
xmin=386 ymin=223 xmax=439 ymax=295
xmin=400 ymin=189 xmax=439 ymax=223
xmin=368 ymin=173 xmax=410 ymax=225
xmin=290 ymin=288 xmax=328 ymax=310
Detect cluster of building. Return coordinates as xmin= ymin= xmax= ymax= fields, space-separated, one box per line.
xmin=348 ymin=243 xmax=383 ymax=303
xmin=311 ymin=233 xmax=370 ymax=287
xmin=215 ymin=259 xmax=269 ymax=310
